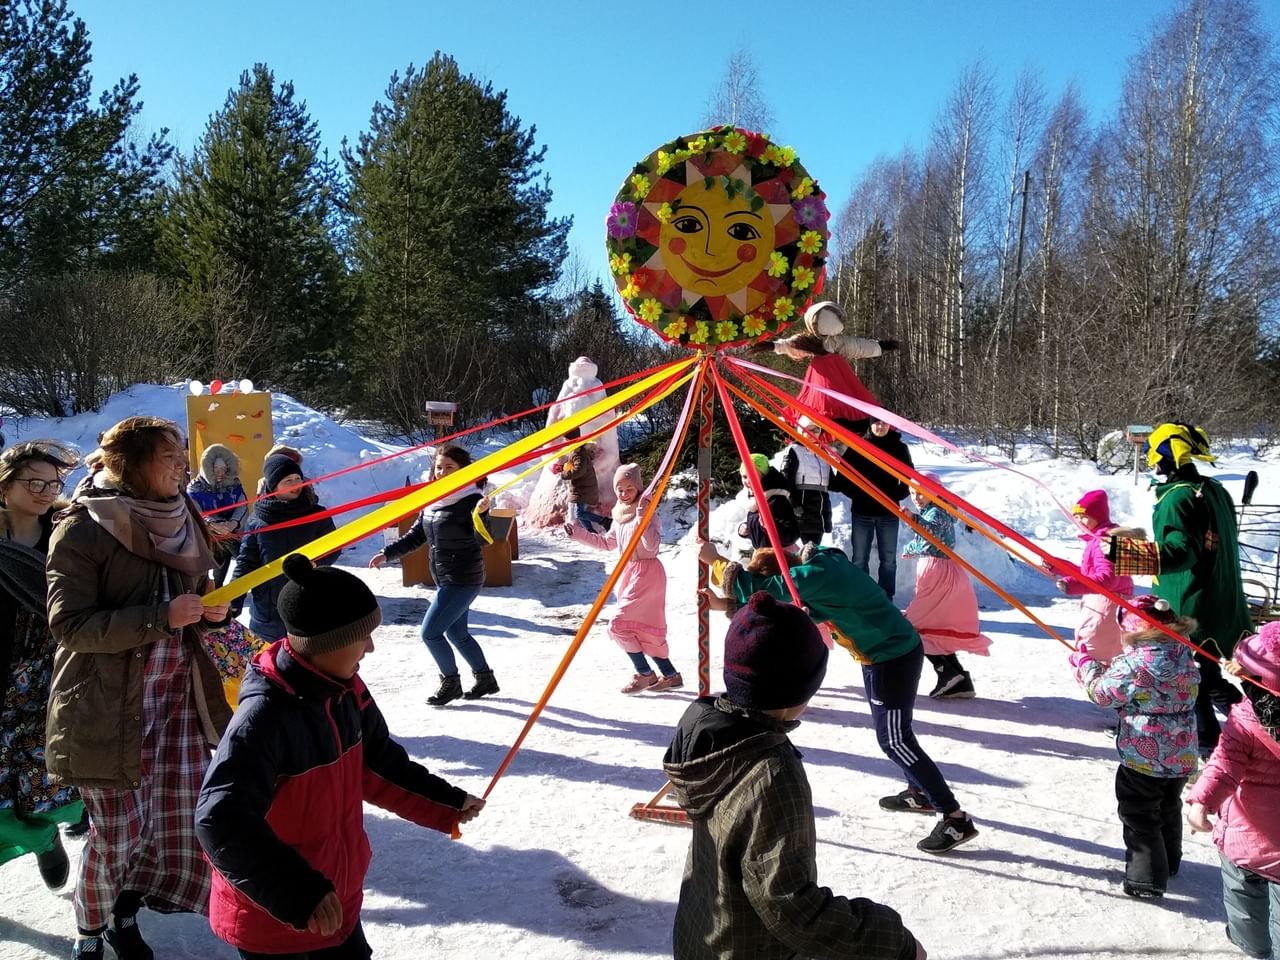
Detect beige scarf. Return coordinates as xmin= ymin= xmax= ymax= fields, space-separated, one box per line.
xmin=80 ymin=474 xmax=213 ymax=577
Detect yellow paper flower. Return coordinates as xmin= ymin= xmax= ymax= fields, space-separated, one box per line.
xmin=791 ymin=265 xmax=815 ymax=290
xmin=723 ymin=130 xmax=746 ymax=154
xmin=773 ymin=297 xmax=795 ymax=321
xmin=762 ymin=145 xmax=785 ymax=166
xmin=656 ymin=202 xmax=674 ymax=224
xmin=630 ymin=173 xmax=650 ymax=198
xmin=620 ymin=275 xmax=639 ymax=299
xmin=688 ymin=135 xmax=707 ymax=154
xmin=798 ymin=231 xmax=823 ymax=255
xmin=767 ymin=252 xmax=789 ymax=278
xmin=655 ymin=151 xmax=674 ymax=175
xmin=610 ymin=252 xmax=632 ymax=275
xmin=742 ymin=314 xmax=766 ymax=336
xmin=639 ymin=298 xmax=663 ymax=322
xmin=791 ymin=177 xmax=814 ymax=200
xmin=715 ymin=320 xmax=738 ymax=342
xmin=778 ymin=145 xmax=797 ymax=167
xmin=689 ymin=320 xmax=710 ymax=344
xmin=663 ymin=316 xmax=688 ymax=339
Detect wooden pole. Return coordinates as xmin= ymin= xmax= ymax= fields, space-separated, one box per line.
xmin=696 ymin=362 xmax=715 ymax=696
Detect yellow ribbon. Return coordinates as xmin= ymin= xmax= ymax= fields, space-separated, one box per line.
xmin=203 ymin=358 xmax=697 ymax=606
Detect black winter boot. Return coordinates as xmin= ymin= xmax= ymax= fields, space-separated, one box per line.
xmin=427 ymin=674 xmax=463 ymax=706
xmin=463 ymin=670 xmax=500 ymax=700
xmin=37 ymin=834 xmax=70 ymax=889
xmin=104 ymin=914 xmax=154 ymax=960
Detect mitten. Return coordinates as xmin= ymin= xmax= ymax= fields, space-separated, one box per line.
xmin=878 ymin=338 xmax=900 ymax=351
xmin=550 ymin=461 xmax=562 ymax=475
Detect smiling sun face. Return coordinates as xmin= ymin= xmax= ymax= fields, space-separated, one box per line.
xmin=658 ymin=179 xmax=775 ymax=299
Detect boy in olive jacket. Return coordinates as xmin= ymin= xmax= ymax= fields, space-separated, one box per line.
xmin=663 ymin=591 xmax=924 ymax=960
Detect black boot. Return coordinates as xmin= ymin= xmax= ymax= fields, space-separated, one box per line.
xmin=926 ymin=655 xmax=952 ymax=697
xmin=65 ymin=807 xmax=90 ymax=837
xmin=104 ymin=915 xmax=153 ymax=960
xmin=463 ymin=670 xmax=500 ymax=700
xmin=36 ymin=833 xmax=70 ymax=890
xmin=427 ymin=674 xmax=463 ymax=707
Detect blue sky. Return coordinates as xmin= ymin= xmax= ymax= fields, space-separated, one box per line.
xmin=82 ymin=1 xmax=1279 ymax=287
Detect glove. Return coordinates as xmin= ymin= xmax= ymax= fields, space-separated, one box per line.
xmin=878 ymin=338 xmax=900 ymax=351
xmin=550 ymin=462 xmax=562 ymax=475
xmin=1068 ymin=641 xmax=1093 ymax=669
xmin=747 ymin=340 xmax=778 ymax=355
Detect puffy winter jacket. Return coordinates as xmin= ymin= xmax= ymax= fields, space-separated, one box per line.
xmin=383 ymin=490 xmax=489 ymax=586
xmin=663 ymin=696 xmax=917 ymax=960
xmin=560 ymin=443 xmax=599 ymax=505
xmin=196 ymin=640 xmax=467 ymax=955
xmin=187 ymin=444 xmax=248 ymax=528
xmin=1061 ymin=524 xmax=1134 ymax=599
xmin=236 ymin=498 xmax=339 ymax=641
xmin=743 ymin=467 xmax=800 ymax=549
xmin=1073 ymin=630 xmax=1200 ymax=777
xmin=1186 ymin=697 xmax=1280 ymax=882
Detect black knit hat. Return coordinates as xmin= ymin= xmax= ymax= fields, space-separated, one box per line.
xmin=263 ymin=453 xmax=303 ymax=493
xmin=277 ymin=554 xmax=382 ymax=656
xmin=724 ymin=591 xmax=828 ymax=710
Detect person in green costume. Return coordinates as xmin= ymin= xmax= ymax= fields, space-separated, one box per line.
xmin=1107 ymin=423 xmax=1251 ymax=756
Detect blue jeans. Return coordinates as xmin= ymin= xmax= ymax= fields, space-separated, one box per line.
xmin=420 ymin=584 xmax=489 ymax=677
xmin=862 ymin=643 xmax=959 ymax=815
xmin=850 ymin=514 xmax=900 ymax=598
xmin=575 ymin=502 xmax=611 ymax=533
xmin=1221 ymin=855 xmax=1279 ymax=959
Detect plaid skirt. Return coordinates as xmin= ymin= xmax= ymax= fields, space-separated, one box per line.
xmin=74 ymin=629 xmax=212 ymax=930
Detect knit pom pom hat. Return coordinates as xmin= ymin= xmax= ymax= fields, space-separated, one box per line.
xmin=1236 ymin=621 xmax=1280 ymax=692
xmin=1072 ymin=489 xmax=1111 ymax=528
xmin=724 ymin=591 xmax=828 ymax=710
xmin=276 ymin=554 xmax=382 ymax=656
xmin=1116 ymin=595 xmax=1195 ymax=639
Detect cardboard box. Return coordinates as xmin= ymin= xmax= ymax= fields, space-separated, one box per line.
xmin=398 ymin=507 xmax=518 ymax=588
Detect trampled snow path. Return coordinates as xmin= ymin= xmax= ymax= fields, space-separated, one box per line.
xmin=0 ymin=525 xmax=1249 ymax=960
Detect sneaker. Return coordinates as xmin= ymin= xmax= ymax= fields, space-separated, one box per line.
xmin=72 ymin=937 xmax=104 ymax=959
xmin=36 ymin=835 xmax=70 ymax=890
xmin=650 ymin=672 xmax=684 ymax=691
xmin=621 ymin=673 xmax=658 ymax=695
xmin=879 ymin=789 xmax=937 ymax=814
xmin=104 ymin=916 xmax=154 ymax=960
xmin=917 ymin=814 xmax=979 ymax=854
xmin=932 ymin=673 xmax=976 ymax=700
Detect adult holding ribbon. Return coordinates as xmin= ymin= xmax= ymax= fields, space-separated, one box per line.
xmin=1106 ymin=422 xmax=1252 ymax=757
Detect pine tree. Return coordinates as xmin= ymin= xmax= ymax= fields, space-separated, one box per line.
xmin=160 ymin=63 xmax=350 ymax=398
xmin=343 ymin=52 xmax=570 ymax=434
xmin=0 ymin=0 xmax=168 ymax=281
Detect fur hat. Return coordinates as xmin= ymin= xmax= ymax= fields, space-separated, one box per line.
xmin=1072 ymin=489 xmax=1111 ymax=527
xmin=1236 ymin=622 xmax=1280 ymax=691
xmin=1117 ymin=595 xmax=1195 ymax=638
xmin=263 ymin=453 xmax=303 ymax=493
xmin=724 ymin=591 xmax=828 ymax=710
xmin=802 ymin=301 xmax=846 ymax=338
xmin=200 ymin=443 xmax=240 ymax=484
xmin=277 ymin=554 xmax=382 ymax=657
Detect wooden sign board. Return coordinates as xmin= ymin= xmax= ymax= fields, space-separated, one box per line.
xmin=186 ymin=393 xmax=274 ymax=496
xmin=398 ymin=507 xmax=518 ymax=588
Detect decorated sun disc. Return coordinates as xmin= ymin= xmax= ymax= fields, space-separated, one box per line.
xmin=606 ymin=126 xmax=830 ymax=351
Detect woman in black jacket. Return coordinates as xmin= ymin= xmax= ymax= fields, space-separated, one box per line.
xmin=236 ymin=454 xmax=339 ymax=642
xmin=371 ymin=445 xmax=498 ymax=706
xmin=831 ymin=419 xmax=913 ymax=600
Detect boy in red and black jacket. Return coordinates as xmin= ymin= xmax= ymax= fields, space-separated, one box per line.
xmin=195 ymin=554 xmax=484 ymax=959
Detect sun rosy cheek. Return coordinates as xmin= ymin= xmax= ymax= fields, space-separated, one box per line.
xmin=737 ymin=243 xmax=758 ymax=263
xmin=667 ymin=237 xmax=687 ymax=255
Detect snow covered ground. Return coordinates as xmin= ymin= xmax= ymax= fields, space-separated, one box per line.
xmin=3 ymin=384 xmax=1279 ymax=959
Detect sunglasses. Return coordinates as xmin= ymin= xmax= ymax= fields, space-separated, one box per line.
xmin=12 ymin=477 xmax=66 ymax=495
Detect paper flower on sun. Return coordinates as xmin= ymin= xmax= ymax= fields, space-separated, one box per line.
xmin=605 ymin=126 xmax=830 ymax=350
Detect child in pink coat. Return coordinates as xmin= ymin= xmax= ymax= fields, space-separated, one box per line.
xmin=1187 ymin=622 xmax=1280 ymax=959
xmin=1056 ymin=490 xmax=1136 ymax=665
xmin=902 ymin=474 xmax=992 ymax=699
xmin=566 ymin=464 xmax=681 ymax=695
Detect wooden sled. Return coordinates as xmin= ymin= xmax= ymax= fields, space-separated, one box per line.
xmin=629 ymin=780 xmax=690 ymax=826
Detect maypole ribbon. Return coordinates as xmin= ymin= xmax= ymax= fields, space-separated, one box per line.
xmin=199 ymin=357 xmax=690 ymax=519
xmin=202 ymin=357 xmax=698 ymax=607
xmin=479 ymin=358 xmax=708 ymax=806
xmin=726 ymin=356 xmax=1087 ymax=532
xmin=722 ymin=369 xmax=1072 ymax=648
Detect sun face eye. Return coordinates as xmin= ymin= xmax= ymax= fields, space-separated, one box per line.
xmin=727 ymin=222 xmax=760 ymax=241
xmin=673 ymin=216 xmax=703 ymax=234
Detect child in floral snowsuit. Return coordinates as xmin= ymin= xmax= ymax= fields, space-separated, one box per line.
xmin=1071 ymin=595 xmax=1199 ymax=899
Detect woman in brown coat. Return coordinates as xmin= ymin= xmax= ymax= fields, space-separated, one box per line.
xmin=45 ymin=417 xmax=233 ymax=960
